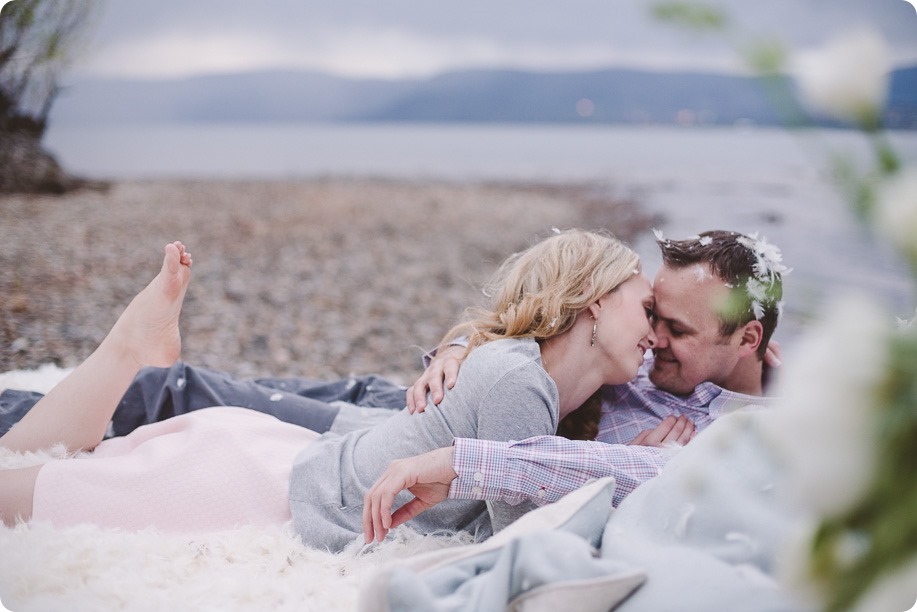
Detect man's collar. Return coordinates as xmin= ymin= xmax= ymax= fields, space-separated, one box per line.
xmin=638 ymin=356 xmax=781 ymax=415
xmin=707 ymin=385 xmax=780 ymax=419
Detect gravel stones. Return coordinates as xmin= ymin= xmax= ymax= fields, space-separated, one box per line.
xmin=1 ymin=179 xmax=653 ymax=384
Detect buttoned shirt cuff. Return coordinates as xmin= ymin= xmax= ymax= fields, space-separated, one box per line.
xmin=448 ymin=437 xmax=509 ymax=502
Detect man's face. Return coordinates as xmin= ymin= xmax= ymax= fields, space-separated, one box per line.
xmin=648 ymin=263 xmax=745 ymax=395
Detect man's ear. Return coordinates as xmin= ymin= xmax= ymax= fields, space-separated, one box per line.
xmin=738 ymin=320 xmax=764 ymax=355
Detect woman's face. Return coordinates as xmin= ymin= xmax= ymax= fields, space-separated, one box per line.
xmin=592 ymin=274 xmax=657 ymax=385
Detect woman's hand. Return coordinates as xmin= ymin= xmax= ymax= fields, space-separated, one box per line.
xmin=406 ymin=345 xmax=466 ymax=413
xmin=627 ymin=415 xmax=696 ymax=447
xmin=362 ymin=447 xmax=457 ymax=543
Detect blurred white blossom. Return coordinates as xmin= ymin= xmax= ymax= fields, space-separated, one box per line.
xmin=761 ymin=294 xmax=888 ymax=517
xmin=791 ymin=29 xmax=891 ymax=125
xmin=875 ymin=166 xmax=917 ymax=263
xmin=693 ymin=265 xmax=709 ymax=282
xmin=896 ymin=308 xmax=917 ymax=330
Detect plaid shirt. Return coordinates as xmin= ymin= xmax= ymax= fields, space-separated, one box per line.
xmin=450 ymin=356 xmax=777 ymax=508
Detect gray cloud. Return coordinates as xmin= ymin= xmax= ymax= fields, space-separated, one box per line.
xmin=74 ymin=0 xmax=917 ymax=79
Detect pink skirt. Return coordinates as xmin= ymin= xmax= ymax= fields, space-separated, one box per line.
xmin=32 ymin=407 xmax=319 ymax=533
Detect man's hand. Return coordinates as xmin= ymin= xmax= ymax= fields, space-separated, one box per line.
xmin=362 ymin=446 xmax=458 ymax=543
xmin=628 ymin=415 xmax=696 ymax=447
xmin=406 ymin=345 xmax=466 ymax=413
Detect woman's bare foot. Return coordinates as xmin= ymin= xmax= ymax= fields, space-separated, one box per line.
xmin=104 ymin=241 xmax=193 ymax=369
xmin=0 ymin=242 xmax=193 ymax=455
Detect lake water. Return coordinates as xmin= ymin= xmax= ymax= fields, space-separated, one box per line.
xmin=43 ymin=122 xmax=916 ymax=183
xmin=44 ymin=122 xmax=917 ymax=345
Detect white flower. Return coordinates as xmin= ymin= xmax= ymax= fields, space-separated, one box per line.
xmin=896 ymin=308 xmax=917 ymax=330
xmin=760 ymin=294 xmax=888 ymax=517
xmin=737 ymin=233 xmax=792 ymax=283
xmin=791 ymin=29 xmax=891 ymax=124
xmin=875 ymin=166 xmax=917 ymax=263
xmin=746 ymin=278 xmax=768 ymax=302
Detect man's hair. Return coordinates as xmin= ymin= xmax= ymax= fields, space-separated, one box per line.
xmin=657 ymin=230 xmax=787 ymax=359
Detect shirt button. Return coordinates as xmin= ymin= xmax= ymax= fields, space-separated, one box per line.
xmin=473 ymin=472 xmax=484 ymax=482
xmin=472 ymin=486 xmax=483 ymax=496
xmin=536 ymin=489 xmax=547 ymax=498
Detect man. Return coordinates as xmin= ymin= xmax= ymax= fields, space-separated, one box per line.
xmin=362 ymin=229 xmax=788 ymax=542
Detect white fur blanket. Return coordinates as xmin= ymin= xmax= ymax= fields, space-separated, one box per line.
xmin=0 ymin=366 xmax=470 ymax=612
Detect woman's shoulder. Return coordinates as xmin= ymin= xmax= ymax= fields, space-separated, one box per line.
xmin=460 ymin=338 xmax=545 ymax=384
xmin=458 ymin=338 xmax=557 ymax=416
xmin=467 ymin=337 xmax=541 ymax=365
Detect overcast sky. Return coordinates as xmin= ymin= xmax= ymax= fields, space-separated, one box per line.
xmin=61 ymin=0 xmax=917 ymax=80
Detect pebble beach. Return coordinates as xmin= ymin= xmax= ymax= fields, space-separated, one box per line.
xmin=1 ymin=179 xmax=655 ymax=383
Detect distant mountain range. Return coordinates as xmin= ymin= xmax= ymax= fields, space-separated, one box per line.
xmin=51 ymin=66 xmax=917 ymax=129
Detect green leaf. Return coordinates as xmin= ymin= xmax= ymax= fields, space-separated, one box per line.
xmin=650 ymin=1 xmax=727 ymax=31
xmin=743 ymin=39 xmax=787 ymax=75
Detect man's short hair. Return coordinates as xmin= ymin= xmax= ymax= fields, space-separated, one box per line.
xmin=656 ymin=230 xmax=788 ymax=359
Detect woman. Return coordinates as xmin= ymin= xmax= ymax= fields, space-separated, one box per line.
xmin=0 ymin=230 xmax=656 ymax=551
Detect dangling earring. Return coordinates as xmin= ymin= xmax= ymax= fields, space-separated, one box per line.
xmin=591 ymin=318 xmax=597 ymax=347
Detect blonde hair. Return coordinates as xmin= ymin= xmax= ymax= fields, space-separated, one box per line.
xmin=439 ymin=228 xmax=641 ymax=355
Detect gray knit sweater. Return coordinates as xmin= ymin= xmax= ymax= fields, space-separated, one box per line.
xmin=289 ymin=338 xmax=559 ymax=551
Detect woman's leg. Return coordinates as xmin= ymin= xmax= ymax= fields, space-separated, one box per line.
xmin=0 ymin=242 xmax=192 ymax=454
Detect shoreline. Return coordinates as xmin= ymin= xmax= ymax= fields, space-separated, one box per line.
xmin=1 ymin=178 xmax=656 ymax=381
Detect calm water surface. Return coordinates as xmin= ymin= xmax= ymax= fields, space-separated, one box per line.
xmin=44 ymin=123 xmax=916 ymax=182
